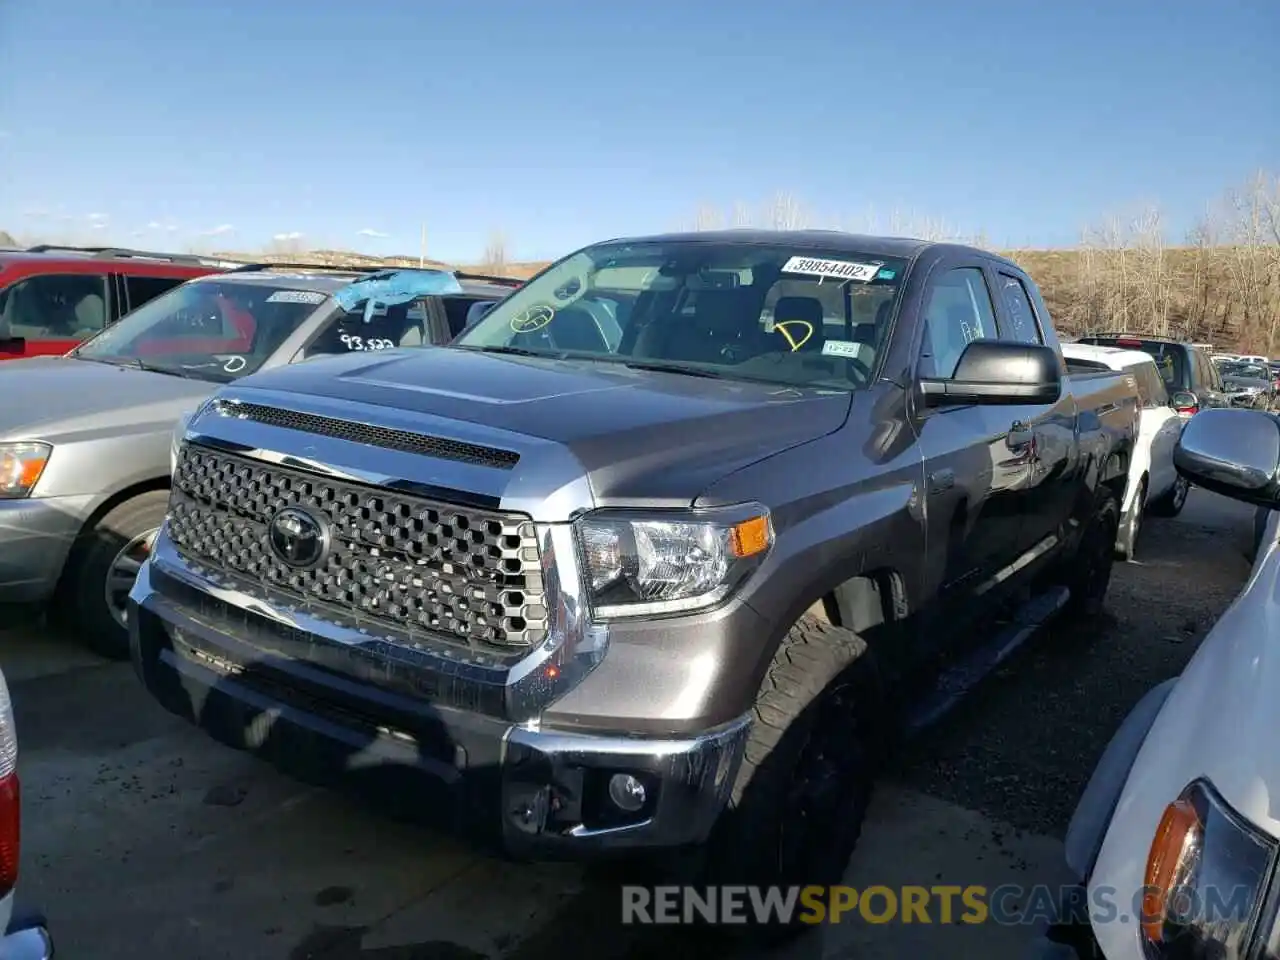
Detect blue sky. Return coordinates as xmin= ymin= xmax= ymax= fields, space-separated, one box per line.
xmin=1 ymin=0 xmax=1276 ymax=261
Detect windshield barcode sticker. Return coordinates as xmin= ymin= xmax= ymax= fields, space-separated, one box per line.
xmin=781 ymin=256 xmax=882 ymax=283
xmin=822 ymin=340 xmax=865 ymax=359
xmin=266 ymin=290 xmax=328 ymax=304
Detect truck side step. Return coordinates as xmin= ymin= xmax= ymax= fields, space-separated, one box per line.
xmin=905 ymin=585 xmax=1070 ymax=736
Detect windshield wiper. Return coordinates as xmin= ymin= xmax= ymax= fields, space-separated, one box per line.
xmin=618 ymin=359 xmax=732 ymax=380
xmin=82 ymin=355 xmax=194 ymax=379
xmin=458 ymin=345 xmax=559 ymax=359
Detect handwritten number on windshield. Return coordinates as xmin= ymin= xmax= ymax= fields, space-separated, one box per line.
xmin=340 ymin=333 xmax=396 ymax=352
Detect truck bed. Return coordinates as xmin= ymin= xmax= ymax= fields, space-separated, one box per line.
xmin=1068 ymin=368 xmax=1141 ymax=474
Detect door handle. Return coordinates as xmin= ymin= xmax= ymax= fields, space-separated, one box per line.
xmin=1006 ymin=420 xmax=1036 ymax=451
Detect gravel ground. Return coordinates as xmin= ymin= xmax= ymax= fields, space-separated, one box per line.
xmin=507 ymin=488 xmax=1258 ymax=960
xmin=894 ymin=488 xmax=1255 ymax=838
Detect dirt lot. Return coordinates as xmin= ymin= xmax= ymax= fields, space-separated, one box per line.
xmin=1 ymin=489 xmax=1257 ymax=959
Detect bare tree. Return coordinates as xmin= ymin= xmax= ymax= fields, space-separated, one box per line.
xmin=731 ymin=200 xmax=753 ymax=228
xmin=693 ymin=204 xmax=724 ymax=231
xmin=481 ymin=230 xmax=508 ymax=272
xmin=1128 ymin=207 xmax=1175 ymax=336
xmin=1222 ymin=171 xmax=1280 ymax=354
xmin=766 ymin=191 xmax=808 ymax=230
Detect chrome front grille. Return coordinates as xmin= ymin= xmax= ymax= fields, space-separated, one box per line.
xmin=167 ymin=443 xmax=548 ymax=650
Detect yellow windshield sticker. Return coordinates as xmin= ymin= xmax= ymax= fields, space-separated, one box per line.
xmin=774 ymin=320 xmax=814 ymax=352
xmin=511 ymin=304 xmax=555 ymax=333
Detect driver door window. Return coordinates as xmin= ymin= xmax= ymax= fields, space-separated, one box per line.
xmin=303 ymin=299 xmax=426 ymax=358
xmin=918 ymin=267 xmax=998 ymax=379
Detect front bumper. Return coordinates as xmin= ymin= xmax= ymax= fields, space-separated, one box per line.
xmin=1228 ymin=391 xmax=1265 ymax=408
xmin=1 ymin=906 xmax=53 ymax=960
xmin=128 ymin=554 xmax=751 ymax=856
xmin=0 ymin=496 xmax=92 ymax=604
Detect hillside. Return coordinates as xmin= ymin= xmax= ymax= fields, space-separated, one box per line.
xmin=215 ymin=243 xmax=1275 ymax=353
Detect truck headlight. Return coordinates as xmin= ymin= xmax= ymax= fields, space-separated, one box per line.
xmin=1141 ymin=778 xmax=1277 ymax=958
xmin=574 ymin=504 xmax=773 ymax=618
xmin=170 ymin=412 xmax=193 ymax=475
xmin=0 ymin=441 xmax=52 ymax=499
xmin=171 ymin=399 xmax=213 ymax=475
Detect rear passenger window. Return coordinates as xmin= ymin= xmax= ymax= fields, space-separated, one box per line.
xmin=919 ymin=267 xmax=998 ymax=379
xmin=0 ymin=273 xmax=109 ymax=340
xmin=125 ymin=275 xmax=186 ymax=313
xmin=995 ymin=273 xmax=1043 ymax=344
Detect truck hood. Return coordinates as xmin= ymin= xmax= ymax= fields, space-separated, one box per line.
xmin=0 ymin=356 xmax=215 ymax=442
xmin=219 ymin=347 xmax=852 ymax=509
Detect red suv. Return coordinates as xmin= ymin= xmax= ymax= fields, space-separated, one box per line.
xmin=0 ymin=245 xmax=240 ymax=360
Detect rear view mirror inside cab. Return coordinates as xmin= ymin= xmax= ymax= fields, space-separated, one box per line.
xmin=920 ymin=340 xmax=1063 ymax=406
xmin=464 ymin=301 xmax=496 ymax=330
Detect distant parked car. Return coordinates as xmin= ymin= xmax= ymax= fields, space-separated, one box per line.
xmin=1062 ymin=343 xmax=1188 ymax=558
xmin=1075 ymin=333 xmax=1227 ymax=418
xmin=1217 ymin=359 xmax=1276 ymax=408
xmin=0 ymin=262 xmax=518 ymax=659
xmin=0 ymin=245 xmax=239 ymax=360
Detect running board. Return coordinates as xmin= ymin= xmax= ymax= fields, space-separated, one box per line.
xmin=905 ymin=585 xmax=1070 ymax=737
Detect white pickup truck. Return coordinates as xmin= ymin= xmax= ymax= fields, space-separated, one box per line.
xmin=0 ymin=668 xmax=53 ymax=960
xmin=1061 ymin=343 xmax=1189 ymax=560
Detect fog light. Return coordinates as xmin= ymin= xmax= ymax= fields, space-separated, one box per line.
xmin=607 ymin=773 xmax=647 ymax=812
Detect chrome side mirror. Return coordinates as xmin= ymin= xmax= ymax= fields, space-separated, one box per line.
xmin=1174 ymin=408 xmax=1280 ymax=507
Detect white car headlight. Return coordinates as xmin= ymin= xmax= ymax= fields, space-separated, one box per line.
xmin=0 ymin=441 xmax=52 ymax=499
xmin=575 ymin=505 xmax=774 ymax=618
xmin=1140 ymin=778 xmax=1276 ymax=958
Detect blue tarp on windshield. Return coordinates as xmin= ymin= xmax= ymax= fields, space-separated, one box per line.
xmin=333 ymin=268 xmax=463 ymax=321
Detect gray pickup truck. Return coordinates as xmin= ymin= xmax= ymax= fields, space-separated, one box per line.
xmin=129 ymin=231 xmax=1138 ymax=938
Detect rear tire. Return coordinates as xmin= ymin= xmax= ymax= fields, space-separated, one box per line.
xmin=1062 ymin=489 xmax=1120 ymax=621
xmin=697 ymin=614 xmax=883 ymax=944
xmin=1149 ymin=473 xmax=1189 ymax=518
xmin=57 ymin=490 xmax=169 ymax=660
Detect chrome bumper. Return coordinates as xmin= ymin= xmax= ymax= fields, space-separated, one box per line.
xmin=129 ymin=546 xmax=752 ymax=855
xmin=502 ymin=714 xmax=750 ymax=855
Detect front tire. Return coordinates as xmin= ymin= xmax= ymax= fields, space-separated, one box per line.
xmin=58 ymin=490 xmax=169 ymax=659
xmin=699 ymin=614 xmax=883 ymax=944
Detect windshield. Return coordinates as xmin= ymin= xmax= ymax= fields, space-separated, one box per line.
xmin=73 ymin=279 xmax=330 ymax=382
xmin=451 ymin=240 xmax=908 ymax=390
xmin=1083 ymin=338 xmax=1188 ymax=390
xmin=1223 ymin=362 xmax=1269 ymax=380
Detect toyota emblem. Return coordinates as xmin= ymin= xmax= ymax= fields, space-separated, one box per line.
xmin=267 ymin=506 xmax=330 ymax=569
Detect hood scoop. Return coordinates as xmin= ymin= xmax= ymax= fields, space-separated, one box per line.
xmin=210 ymin=398 xmax=521 ymax=470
